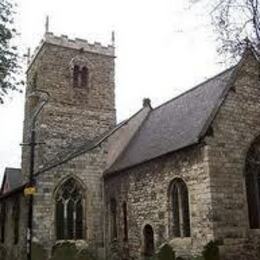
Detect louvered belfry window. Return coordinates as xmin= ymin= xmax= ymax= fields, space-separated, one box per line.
xmin=56 ymin=178 xmax=84 ymax=240
xmin=170 ymin=178 xmax=191 ymax=237
xmin=72 ymin=65 xmax=89 ymax=88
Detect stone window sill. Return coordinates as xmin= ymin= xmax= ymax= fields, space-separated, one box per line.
xmin=248 ymin=229 xmax=260 ymax=235
xmin=169 ymin=237 xmax=192 ymax=249
xmin=55 ymin=239 xmax=88 ymax=246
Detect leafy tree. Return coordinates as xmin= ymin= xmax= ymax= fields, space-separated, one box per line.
xmin=192 ymin=0 xmax=260 ymax=60
xmin=0 ymin=0 xmax=21 ymax=103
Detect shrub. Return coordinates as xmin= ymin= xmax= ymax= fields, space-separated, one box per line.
xmin=202 ymin=241 xmax=220 ymax=260
xmin=156 ymin=243 xmax=175 ymax=260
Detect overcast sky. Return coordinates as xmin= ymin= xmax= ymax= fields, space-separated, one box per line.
xmin=0 ymin=0 xmax=226 ymax=183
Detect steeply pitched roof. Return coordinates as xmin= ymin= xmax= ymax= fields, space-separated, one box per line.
xmin=1 ymin=168 xmax=22 ymax=194
xmin=106 ymin=66 xmax=237 ymax=174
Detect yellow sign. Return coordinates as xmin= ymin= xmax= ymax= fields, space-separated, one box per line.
xmin=24 ymin=187 xmax=36 ymax=196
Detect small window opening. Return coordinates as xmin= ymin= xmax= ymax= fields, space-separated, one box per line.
xmin=13 ymin=197 xmax=20 ymax=244
xmin=110 ymin=198 xmax=117 ymax=240
xmin=143 ymin=224 xmax=155 ymax=257
xmin=123 ymin=202 xmax=128 ymax=242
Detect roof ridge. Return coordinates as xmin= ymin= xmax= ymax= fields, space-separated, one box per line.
xmin=153 ymin=65 xmax=236 ymax=112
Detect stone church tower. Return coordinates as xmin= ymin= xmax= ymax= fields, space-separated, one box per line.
xmin=20 ymin=32 xmax=116 ymax=257
xmin=22 ymin=32 xmax=116 ymax=174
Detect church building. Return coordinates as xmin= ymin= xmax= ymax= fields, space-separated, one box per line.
xmin=0 ymin=31 xmax=260 ymax=260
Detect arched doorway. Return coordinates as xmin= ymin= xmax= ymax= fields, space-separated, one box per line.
xmin=143 ymin=224 xmax=155 ymax=258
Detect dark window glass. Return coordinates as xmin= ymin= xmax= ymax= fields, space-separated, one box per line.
xmin=172 ymin=184 xmax=180 ymax=237
xmin=170 ymin=178 xmax=191 ymax=237
xmin=246 ymin=138 xmax=260 ymax=229
xmin=55 ymin=178 xmax=84 ymax=240
xmin=73 ymin=65 xmax=80 ymax=88
xmin=67 ymin=199 xmax=74 ymax=239
xmin=56 ymin=200 xmax=64 ymax=240
xmin=143 ymin=225 xmax=155 ymax=257
xmin=0 ymin=202 xmax=6 ymax=243
xmin=110 ymin=198 xmax=117 ymax=240
xmin=123 ymin=202 xmax=128 ymax=242
xmin=13 ymin=197 xmax=20 ymax=244
xmin=81 ymin=67 xmax=88 ymax=87
xmin=76 ymin=201 xmax=83 ymax=239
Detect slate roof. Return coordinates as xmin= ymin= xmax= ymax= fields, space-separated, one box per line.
xmin=107 ymin=66 xmax=237 ymax=174
xmin=1 ymin=168 xmax=22 ymax=192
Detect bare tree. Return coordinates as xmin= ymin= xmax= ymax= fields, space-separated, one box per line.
xmin=193 ymin=0 xmax=260 ymax=60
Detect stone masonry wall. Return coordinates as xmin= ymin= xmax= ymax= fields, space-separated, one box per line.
xmin=20 ymin=34 xmax=117 ymax=259
xmin=0 ymin=193 xmax=27 ymax=260
xmin=22 ymin=37 xmax=116 ymax=180
xmin=104 ymin=144 xmax=214 ymax=259
xmin=32 ymin=145 xmax=107 ymax=258
xmin=204 ymin=52 xmax=260 ymax=259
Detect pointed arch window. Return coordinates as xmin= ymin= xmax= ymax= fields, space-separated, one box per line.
xmin=169 ymin=178 xmax=191 ymax=237
xmin=55 ymin=178 xmax=85 ymax=240
xmin=245 ymin=136 xmax=260 ymax=229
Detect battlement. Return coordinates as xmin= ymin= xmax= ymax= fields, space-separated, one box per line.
xmin=27 ymin=32 xmax=115 ymax=71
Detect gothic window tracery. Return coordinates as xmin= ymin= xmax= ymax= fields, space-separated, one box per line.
xmin=55 ymin=178 xmax=85 ymax=240
xmin=245 ymin=136 xmax=260 ymax=229
xmin=169 ymin=178 xmax=191 ymax=238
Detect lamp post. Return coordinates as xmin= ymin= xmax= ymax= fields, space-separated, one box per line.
xmin=24 ymin=89 xmax=49 ymax=260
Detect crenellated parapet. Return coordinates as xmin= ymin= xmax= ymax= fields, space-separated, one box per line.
xmin=27 ymin=32 xmax=115 ymax=71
